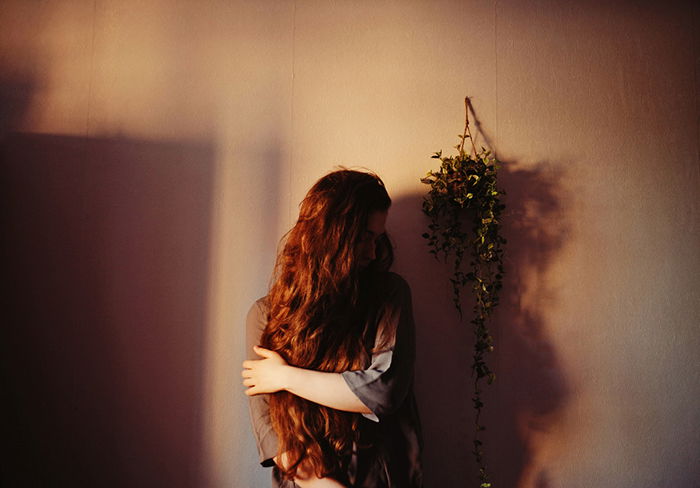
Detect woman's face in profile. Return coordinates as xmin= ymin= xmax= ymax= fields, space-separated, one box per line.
xmin=357 ymin=210 xmax=388 ymax=268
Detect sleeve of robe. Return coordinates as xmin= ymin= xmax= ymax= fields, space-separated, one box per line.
xmin=245 ymin=298 xmax=279 ymax=467
xmin=340 ymin=272 xmax=416 ymax=421
xmin=245 ymin=272 xmax=416 ymax=466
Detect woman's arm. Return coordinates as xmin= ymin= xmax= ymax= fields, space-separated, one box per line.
xmin=243 ymin=273 xmax=416 ymax=420
xmin=242 ymin=345 xmax=373 ymax=414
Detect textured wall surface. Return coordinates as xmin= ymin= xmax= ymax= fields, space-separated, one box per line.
xmin=1 ymin=1 xmax=698 ymax=487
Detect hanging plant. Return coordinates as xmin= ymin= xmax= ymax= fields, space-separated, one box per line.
xmin=420 ymin=97 xmax=507 ymax=488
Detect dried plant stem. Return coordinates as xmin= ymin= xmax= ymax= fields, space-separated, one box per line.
xmin=459 ymin=96 xmax=478 ymax=157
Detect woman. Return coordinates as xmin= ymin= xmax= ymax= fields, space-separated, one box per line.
xmin=242 ymin=169 xmax=423 ymax=487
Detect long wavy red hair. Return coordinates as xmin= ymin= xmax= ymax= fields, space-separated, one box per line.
xmin=260 ymin=168 xmax=393 ymax=481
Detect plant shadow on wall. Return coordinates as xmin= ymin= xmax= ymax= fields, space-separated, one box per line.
xmin=390 ymin=105 xmax=571 ymax=488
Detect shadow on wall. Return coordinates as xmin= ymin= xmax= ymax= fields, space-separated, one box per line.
xmin=0 ymin=76 xmax=35 ymax=138
xmin=1 ymin=127 xmax=214 ymax=487
xmin=390 ymin=160 xmax=572 ymax=488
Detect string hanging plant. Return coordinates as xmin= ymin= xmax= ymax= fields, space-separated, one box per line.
xmin=421 ymin=97 xmax=506 ymax=488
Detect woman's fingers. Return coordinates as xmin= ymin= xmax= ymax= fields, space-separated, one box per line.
xmin=253 ymin=345 xmax=274 ymax=358
xmin=241 ymin=348 xmax=286 ymax=396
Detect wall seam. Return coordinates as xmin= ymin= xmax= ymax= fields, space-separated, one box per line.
xmin=76 ymin=0 xmax=98 ymax=433
xmin=693 ymin=2 xmax=700 ymax=180
xmin=494 ymin=0 xmax=499 ymax=157
xmin=289 ymin=0 xmax=297 ymax=225
xmin=85 ymin=0 xmax=97 ymax=138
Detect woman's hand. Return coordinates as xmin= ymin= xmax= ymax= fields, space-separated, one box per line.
xmin=241 ymin=346 xmax=289 ymax=395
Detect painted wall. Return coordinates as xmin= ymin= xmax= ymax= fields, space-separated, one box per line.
xmin=1 ymin=1 xmax=698 ymax=487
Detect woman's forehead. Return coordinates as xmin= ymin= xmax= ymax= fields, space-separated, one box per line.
xmin=366 ymin=210 xmax=388 ymax=235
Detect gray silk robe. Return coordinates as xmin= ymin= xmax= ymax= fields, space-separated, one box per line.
xmin=245 ymin=272 xmax=423 ymax=487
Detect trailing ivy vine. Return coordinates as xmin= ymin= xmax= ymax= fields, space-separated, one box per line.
xmin=421 ymin=97 xmax=506 ymax=488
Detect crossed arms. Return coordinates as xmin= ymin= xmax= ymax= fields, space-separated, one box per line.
xmin=242 ymin=344 xmax=373 ymax=414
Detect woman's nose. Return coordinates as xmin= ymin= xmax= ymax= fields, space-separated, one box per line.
xmin=367 ymin=242 xmax=376 ymax=260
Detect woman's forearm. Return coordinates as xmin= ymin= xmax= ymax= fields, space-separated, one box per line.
xmin=282 ymin=365 xmax=372 ymax=414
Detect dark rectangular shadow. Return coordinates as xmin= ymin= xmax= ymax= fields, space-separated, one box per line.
xmin=1 ymin=133 xmax=214 ymax=488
